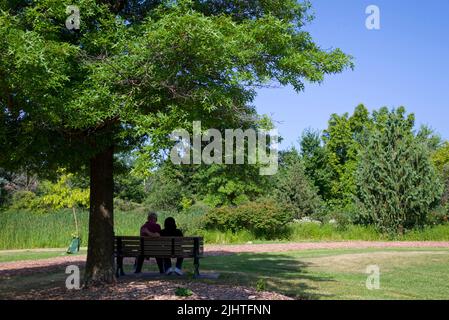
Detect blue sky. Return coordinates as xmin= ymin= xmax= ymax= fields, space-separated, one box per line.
xmin=254 ymin=0 xmax=449 ymax=150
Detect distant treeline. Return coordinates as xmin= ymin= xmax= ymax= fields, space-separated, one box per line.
xmin=1 ymin=105 xmax=448 ymax=236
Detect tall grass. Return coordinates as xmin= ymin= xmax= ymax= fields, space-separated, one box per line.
xmin=286 ymin=223 xmax=383 ymax=241
xmin=0 ymin=209 xmax=207 ymax=249
xmin=1 ymin=210 xmax=449 ymax=250
xmin=0 ymin=209 xmax=144 ymax=249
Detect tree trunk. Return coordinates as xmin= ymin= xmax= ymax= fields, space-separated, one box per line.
xmin=84 ymin=145 xmax=116 ymax=287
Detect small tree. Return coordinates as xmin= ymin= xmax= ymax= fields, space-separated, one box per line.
xmin=356 ymin=107 xmax=443 ymax=234
xmin=39 ymin=172 xmax=89 ymax=238
xmin=274 ymin=149 xmax=322 ymax=219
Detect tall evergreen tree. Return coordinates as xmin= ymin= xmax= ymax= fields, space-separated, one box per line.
xmin=299 ymin=128 xmax=333 ymax=200
xmin=356 ymin=107 xmax=443 ymax=234
xmin=274 ymin=148 xmax=322 ymax=219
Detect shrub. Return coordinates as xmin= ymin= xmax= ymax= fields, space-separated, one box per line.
xmin=204 ymin=199 xmax=292 ymax=238
xmin=256 ymin=279 xmax=267 ymax=292
xmin=114 ymin=173 xmax=146 ymax=203
xmin=175 ymin=203 xmax=210 ymax=235
xmin=175 ymin=288 xmax=193 ymax=297
xmin=426 ymin=205 xmax=449 ymax=226
xmin=9 ymin=190 xmax=38 ymax=211
xmin=180 ymin=196 xmax=193 ymax=211
xmin=0 ymin=177 xmax=10 ymax=208
xmin=320 ymin=201 xmax=372 ymax=229
xmin=114 ymin=198 xmax=147 ymax=213
xmin=145 ymin=184 xmax=181 ymax=211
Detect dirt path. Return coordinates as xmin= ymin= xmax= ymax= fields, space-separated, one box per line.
xmin=1 ymin=241 xmax=449 ymax=274
xmin=205 ymin=241 xmax=449 ymax=255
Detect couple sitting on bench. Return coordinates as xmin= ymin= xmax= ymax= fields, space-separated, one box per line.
xmin=135 ymin=212 xmax=184 ymax=276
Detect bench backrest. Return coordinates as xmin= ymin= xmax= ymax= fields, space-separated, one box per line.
xmin=114 ymin=236 xmax=204 ymax=258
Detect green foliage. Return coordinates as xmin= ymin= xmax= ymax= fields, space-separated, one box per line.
xmin=175 ymin=287 xmax=193 ymax=297
xmin=143 ymin=154 xmax=270 ymax=209
xmin=175 ymin=202 xmax=210 ymax=235
xmin=442 ymin=167 xmax=449 ymax=208
xmin=273 ymin=149 xmax=322 ymax=219
xmin=180 ymin=196 xmax=194 ymax=211
xmin=300 ymin=129 xmax=333 ymax=200
xmin=323 ymin=104 xmax=372 ymax=206
xmin=197 ymin=164 xmax=269 ymax=207
xmin=8 ymin=172 xmax=90 ymax=213
xmin=432 ymin=142 xmax=449 ymax=207
xmin=328 ymin=201 xmax=372 ymax=227
xmin=0 ymin=0 xmax=353 ymax=177
xmin=426 ymin=206 xmax=449 ymax=226
xmin=256 ymin=279 xmax=267 ymax=292
xmin=0 ymin=169 xmax=9 ymax=207
xmin=204 ymin=199 xmax=292 ymax=237
xmin=37 ymin=172 xmax=89 ymax=210
xmin=432 ymin=142 xmax=449 ymax=172
xmin=416 ymin=125 xmax=442 ymax=152
xmin=356 ymin=107 xmax=443 ymax=234
xmin=9 ymin=190 xmax=38 ymax=211
xmin=0 ymin=183 xmax=7 ymax=207
xmin=144 ymin=163 xmax=191 ymax=211
xmin=113 ymin=198 xmax=146 ymax=213
xmin=114 ymin=173 xmax=146 ymax=204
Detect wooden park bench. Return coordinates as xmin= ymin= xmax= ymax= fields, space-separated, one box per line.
xmin=114 ymin=236 xmax=204 ymax=278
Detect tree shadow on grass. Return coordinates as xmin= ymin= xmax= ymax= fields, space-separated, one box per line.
xmin=197 ymin=252 xmax=336 ymax=300
xmin=0 ymin=261 xmax=85 ymax=279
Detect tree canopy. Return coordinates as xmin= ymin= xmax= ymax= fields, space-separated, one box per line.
xmin=0 ymin=0 xmax=353 ymax=174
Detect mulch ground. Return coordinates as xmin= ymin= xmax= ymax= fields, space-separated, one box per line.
xmin=4 ymin=280 xmax=292 ymax=300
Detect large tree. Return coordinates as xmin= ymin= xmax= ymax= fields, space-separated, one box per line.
xmin=322 ymin=104 xmax=372 ymax=206
xmin=0 ymin=0 xmax=352 ymax=285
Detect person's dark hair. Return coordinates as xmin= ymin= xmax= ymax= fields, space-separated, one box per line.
xmin=164 ymin=217 xmax=177 ymax=231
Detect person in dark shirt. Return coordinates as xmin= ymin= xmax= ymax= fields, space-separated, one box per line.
xmin=135 ymin=212 xmax=164 ymax=274
xmin=161 ymin=217 xmax=184 ymax=276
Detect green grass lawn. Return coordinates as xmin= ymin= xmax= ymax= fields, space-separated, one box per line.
xmin=0 ymin=249 xmax=87 ymax=263
xmin=1 ymin=247 xmax=449 ymax=300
